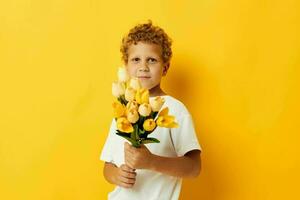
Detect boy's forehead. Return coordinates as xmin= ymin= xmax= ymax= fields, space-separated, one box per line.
xmin=128 ymin=42 xmax=162 ymax=57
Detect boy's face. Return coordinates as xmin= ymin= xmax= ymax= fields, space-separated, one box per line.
xmin=125 ymin=42 xmax=169 ymax=90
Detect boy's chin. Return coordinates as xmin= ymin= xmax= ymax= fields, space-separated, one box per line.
xmin=141 ymin=85 xmax=151 ymax=90
xmin=140 ymin=82 xmax=151 ymax=90
xmin=144 ymin=85 xmax=158 ymax=92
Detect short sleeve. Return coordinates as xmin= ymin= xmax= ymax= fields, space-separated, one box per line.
xmin=100 ymin=119 xmax=117 ymax=163
xmin=171 ymin=114 xmax=202 ymax=157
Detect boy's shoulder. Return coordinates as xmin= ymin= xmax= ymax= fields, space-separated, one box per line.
xmin=161 ymin=95 xmax=190 ymax=117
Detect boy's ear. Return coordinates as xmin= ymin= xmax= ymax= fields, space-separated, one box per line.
xmin=162 ymin=63 xmax=170 ymax=76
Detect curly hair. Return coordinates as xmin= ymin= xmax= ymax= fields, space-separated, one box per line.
xmin=120 ymin=20 xmax=173 ymax=64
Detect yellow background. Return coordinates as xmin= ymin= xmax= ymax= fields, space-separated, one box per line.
xmin=1 ymin=0 xmax=299 ymax=199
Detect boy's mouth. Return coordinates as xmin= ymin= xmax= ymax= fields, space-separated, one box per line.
xmin=138 ymin=76 xmax=151 ymax=79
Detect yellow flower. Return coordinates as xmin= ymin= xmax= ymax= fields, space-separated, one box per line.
xmin=156 ymin=107 xmax=179 ymax=128
xmin=125 ymin=87 xmax=136 ymax=102
xmin=129 ymin=78 xmax=141 ymax=90
xmin=126 ymin=100 xmax=139 ymax=111
xmin=126 ymin=108 xmax=139 ymax=123
xmin=143 ymin=119 xmax=156 ymax=131
xmin=135 ymin=88 xmax=149 ymax=104
xmin=138 ymin=103 xmax=152 ymax=117
xmin=117 ymin=66 xmax=130 ymax=82
xmin=149 ymin=96 xmax=165 ymax=112
xmin=116 ymin=117 xmax=134 ymax=133
xmin=158 ymin=107 xmax=169 ymax=116
xmin=112 ymin=101 xmax=126 ymax=118
xmin=112 ymin=81 xmax=125 ymax=97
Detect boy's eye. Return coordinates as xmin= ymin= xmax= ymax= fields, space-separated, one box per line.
xmin=148 ymin=58 xmax=157 ymax=63
xmin=132 ymin=58 xmax=140 ymax=62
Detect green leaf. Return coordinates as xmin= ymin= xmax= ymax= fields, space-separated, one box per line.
xmin=134 ymin=124 xmax=140 ymax=140
xmin=141 ymin=137 xmax=160 ymax=144
xmin=117 ymin=95 xmax=128 ymax=105
xmin=139 ymin=129 xmax=145 ymax=135
xmin=139 ymin=128 xmax=149 ymax=139
xmin=123 ymin=136 xmax=137 ymax=145
xmin=116 ymin=131 xmax=139 ymax=147
xmin=137 ymin=117 xmax=141 ymax=126
xmin=151 ymin=111 xmax=159 ymax=119
xmin=116 ymin=130 xmax=130 ymax=137
xmin=132 ymin=142 xmax=141 ymax=148
xmin=130 ymin=128 xmax=136 ymax=141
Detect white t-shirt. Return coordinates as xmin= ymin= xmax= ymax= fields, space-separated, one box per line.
xmin=100 ymin=95 xmax=202 ymax=200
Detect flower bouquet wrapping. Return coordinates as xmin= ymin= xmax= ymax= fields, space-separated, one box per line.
xmin=112 ymin=67 xmax=179 ymax=148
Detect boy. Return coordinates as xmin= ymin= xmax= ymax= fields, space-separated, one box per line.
xmin=100 ymin=20 xmax=202 ymax=200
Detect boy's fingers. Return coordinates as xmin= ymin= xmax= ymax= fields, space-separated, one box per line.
xmin=124 ymin=142 xmax=131 ymax=149
xmin=124 ymin=142 xmax=128 ymax=148
xmin=120 ymin=174 xmax=136 ymax=183
xmin=124 ymin=142 xmax=134 ymax=154
xmin=120 ymin=170 xmax=136 ymax=179
xmin=120 ymin=164 xmax=133 ymax=173
xmin=119 ymin=181 xmax=134 ymax=188
xmin=124 ymin=148 xmax=132 ymax=157
xmin=123 ymin=161 xmax=136 ymax=172
xmin=121 ymin=164 xmax=135 ymax=172
xmin=117 ymin=175 xmax=135 ymax=188
xmin=124 ymin=145 xmax=131 ymax=155
xmin=120 ymin=164 xmax=130 ymax=171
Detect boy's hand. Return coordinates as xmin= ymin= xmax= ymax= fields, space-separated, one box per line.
xmin=124 ymin=142 xmax=154 ymax=169
xmin=113 ymin=164 xmax=136 ymax=188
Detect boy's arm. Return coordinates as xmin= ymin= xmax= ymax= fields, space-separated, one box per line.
xmin=103 ymin=162 xmax=137 ymax=188
xmin=124 ymin=142 xmax=201 ymax=178
xmin=151 ymin=149 xmax=201 ymax=178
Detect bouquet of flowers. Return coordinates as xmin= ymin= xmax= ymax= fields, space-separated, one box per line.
xmin=111 ymin=66 xmax=179 ymax=148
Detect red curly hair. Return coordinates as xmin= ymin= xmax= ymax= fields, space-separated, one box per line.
xmin=120 ymin=20 xmax=173 ymax=64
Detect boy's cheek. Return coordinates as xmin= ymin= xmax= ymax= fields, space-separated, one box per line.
xmin=126 ymin=66 xmax=137 ymax=77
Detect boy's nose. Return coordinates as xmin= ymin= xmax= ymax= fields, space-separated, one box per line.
xmin=138 ymin=63 xmax=150 ymax=72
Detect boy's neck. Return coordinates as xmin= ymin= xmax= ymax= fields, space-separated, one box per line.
xmin=149 ymin=84 xmax=167 ymax=97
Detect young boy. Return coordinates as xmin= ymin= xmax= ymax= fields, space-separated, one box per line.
xmin=100 ymin=20 xmax=202 ymax=200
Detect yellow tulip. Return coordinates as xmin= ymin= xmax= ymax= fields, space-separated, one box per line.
xmin=150 ymin=96 xmax=165 ymax=112
xmin=129 ymin=78 xmax=141 ymax=90
xmin=126 ymin=108 xmax=139 ymax=123
xmin=126 ymin=100 xmax=139 ymax=110
xmin=117 ymin=66 xmax=130 ymax=82
xmin=116 ymin=117 xmax=134 ymax=133
xmin=112 ymin=81 xmax=125 ymax=97
xmin=138 ymin=103 xmax=152 ymax=117
xmin=158 ymin=107 xmax=169 ymax=116
xmin=156 ymin=116 xmax=179 ymax=128
xmin=112 ymin=101 xmax=126 ymax=118
xmin=125 ymin=87 xmax=136 ymax=102
xmin=135 ymin=88 xmax=149 ymax=104
xmin=156 ymin=107 xmax=179 ymax=128
xmin=143 ymin=119 xmax=156 ymax=131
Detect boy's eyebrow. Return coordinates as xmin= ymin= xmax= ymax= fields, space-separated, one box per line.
xmin=128 ymin=54 xmax=162 ymax=61
xmin=147 ymin=56 xmax=162 ymax=60
xmin=129 ymin=55 xmax=160 ymax=59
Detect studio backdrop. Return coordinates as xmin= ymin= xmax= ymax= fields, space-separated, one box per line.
xmin=0 ymin=0 xmax=299 ymax=199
